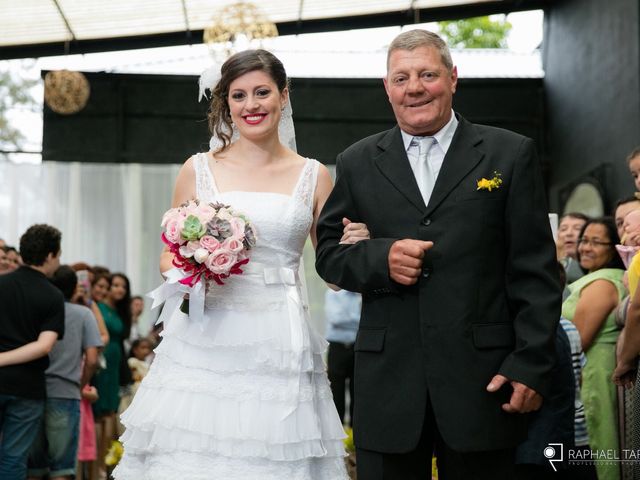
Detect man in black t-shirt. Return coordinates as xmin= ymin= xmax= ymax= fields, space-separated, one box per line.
xmin=0 ymin=224 xmax=65 ymax=480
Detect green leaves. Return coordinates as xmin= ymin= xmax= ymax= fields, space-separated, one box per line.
xmin=438 ymin=16 xmax=512 ymax=49
xmin=181 ymin=215 xmax=207 ymax=241
xmin=0 ymin=66 xmax=39 ymax=158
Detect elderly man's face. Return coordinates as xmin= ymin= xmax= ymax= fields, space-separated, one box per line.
xmin=557 ymin=216 xmax=586 ymax=259
xmin=384 ymin=45 xmax=457 ymax=136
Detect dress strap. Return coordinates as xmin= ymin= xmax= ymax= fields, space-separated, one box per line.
xmin=193 ymin=152 xmax=218 ymax=202
xmin=292 ymin=158 xmax=320 ymax=212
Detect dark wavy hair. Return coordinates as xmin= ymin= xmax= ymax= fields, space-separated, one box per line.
xmin=19 ymin=224 xmax=61 ymax=266
xmin=128 ymin=337 xmax=152 ymax=359
xmin=110 ymin=272 xmax=132 ymax=339
xmin=52 ymin=265 xmax=78 ymax=301
xmin=576 ymin=217 xmax=624 ymax=272
xmin=207 ymin=49 xmax=288 ymax=154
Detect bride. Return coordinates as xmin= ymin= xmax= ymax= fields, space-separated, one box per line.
xmin=113 ymin=49 xmax=367 ymax=479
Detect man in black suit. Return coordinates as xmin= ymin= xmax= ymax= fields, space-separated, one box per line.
xmin=315 ymin=29 xmax=560 ymax=479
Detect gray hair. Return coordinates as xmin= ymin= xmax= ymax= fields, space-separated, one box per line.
xmin=387 ymin=29 xmax=453 ymax=72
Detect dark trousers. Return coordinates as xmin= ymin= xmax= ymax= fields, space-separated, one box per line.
xmin=327 ymin=341 xmax=355 ymax=426
xmin=0 ymin=394 xmax=45 ymax=480
xmin=356 ymin=398 xmax=516 ymax=480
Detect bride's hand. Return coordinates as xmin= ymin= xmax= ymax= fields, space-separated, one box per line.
xmin=339 ymin=217 xmax=370 ymax=244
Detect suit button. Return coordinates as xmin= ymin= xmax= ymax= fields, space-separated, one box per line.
xmin=422 ymin=268 xmax=431 ymax=278
xmin=421 ymin=218 xmax=431 ymax=226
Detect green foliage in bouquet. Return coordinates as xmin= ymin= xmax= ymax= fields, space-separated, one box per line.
xmin=181 ymin=215 xmax=207 ymax=241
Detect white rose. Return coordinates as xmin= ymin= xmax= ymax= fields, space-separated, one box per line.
xmin=194 ymin=248 xmax=210 ymax=264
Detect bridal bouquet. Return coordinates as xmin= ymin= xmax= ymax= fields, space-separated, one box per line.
xmin=161 ymin=200 xmax=257 ymax=286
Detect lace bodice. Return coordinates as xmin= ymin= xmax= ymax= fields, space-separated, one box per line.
xmin=192 ymin=153 xmax=320 ymax=309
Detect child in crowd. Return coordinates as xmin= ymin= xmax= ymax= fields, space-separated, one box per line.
xmin=621 ymin=210 xmax=640 ymax=292
xmin=128 ymin=338 xmax=152 ymax=395
xmin=116 ymin=338 xmax=152 ymax=437
xmin=77 ymin=385 xmax=99 ymax=480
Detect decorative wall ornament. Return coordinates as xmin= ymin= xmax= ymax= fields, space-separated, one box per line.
xmin=44 ymin=70 xmax=90 ymax=115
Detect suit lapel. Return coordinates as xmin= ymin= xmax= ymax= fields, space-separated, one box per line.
xmin=374 ymin=126 xmax=426 ymax=213
xmin=424 ymin=116 xmax=485 ymax=217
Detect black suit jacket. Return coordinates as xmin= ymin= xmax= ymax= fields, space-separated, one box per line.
xmin=315 ymin=114 xmax=561 ymax=453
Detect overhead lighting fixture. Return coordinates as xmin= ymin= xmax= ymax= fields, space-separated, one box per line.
xmin=203 ymin=2 xmax=278 ymax=56
xmin=44 ymin=70 xmax=90 ymax=115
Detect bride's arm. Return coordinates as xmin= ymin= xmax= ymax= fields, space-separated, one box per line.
xmin=310 ymin=164 xmax=334 ymax=250
xmin=310 ymin=164 xmax=371 ymax=248
xmin=310 ymin=165 xmax=339 ymax=291
xmin=311 ymin=164 xmax=371 ymax=292
xmin=159 ymin=157 xmax=197 ymax=274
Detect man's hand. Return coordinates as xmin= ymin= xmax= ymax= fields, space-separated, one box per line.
xmin=486 ymin=374 xmax=542 ymax=413
xmin=388 ymin=239 xmax=433 ymax=285
xmin=340 ymin=217 xmax=370 ymax=244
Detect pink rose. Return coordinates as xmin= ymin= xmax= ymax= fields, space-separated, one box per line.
xmin=177 ymin=201 xmax=198 ymax=220
xmin=164 ymin=219 xmax=182 ymax=244
xmin=222 ymin=237 xmax=244 ymax=254
xmin=205 ymin=249 xmax=237 ymax=275
xmin=161 ymin=208 xmax=180 ymax=227
xmin=197 ymin=204 xmax=216 ymax=224
xmin=229 ymin=217 xmax=246 ymax=238
xmin=199 ymin=235 xmax=221 ymax=253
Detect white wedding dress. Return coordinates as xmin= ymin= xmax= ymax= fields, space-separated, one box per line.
xmin=113 ymin=153 xmax=348 ymax=480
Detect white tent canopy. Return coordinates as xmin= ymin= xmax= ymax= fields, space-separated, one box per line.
xmin=3 ymin=1 xmax=497 ymax=47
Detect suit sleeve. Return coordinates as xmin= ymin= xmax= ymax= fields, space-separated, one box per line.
xmin=498 ymin=137 xmax=561 ymax=397
xmin=315 ymin=153 xmax=397 ymax=293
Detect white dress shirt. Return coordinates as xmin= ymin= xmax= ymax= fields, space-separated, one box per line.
xmin=400 ymin=110 xmax=459 ymax=206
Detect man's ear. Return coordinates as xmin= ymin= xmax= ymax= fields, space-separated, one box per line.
xmin=450 ymin=66 xmax=458 ymax=94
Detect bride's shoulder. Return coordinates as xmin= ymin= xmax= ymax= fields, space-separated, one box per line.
xmin=180 ymin=152 xmax=199 ymax=167
xmin=295 ymin=154 xmax=329 ymax=179
xmin=172 ymin=154 xmax=204 ymax=206
xmin=286 ymin=151 xmax=324 ymax=172
xmin=175 ymin=152 xmax=209 ymax=186
xmin=179 ymin=152 xmax=212 ymax=172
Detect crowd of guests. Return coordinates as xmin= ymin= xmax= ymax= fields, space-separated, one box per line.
xmin=536 ymin=146 xmax=640 ymax=480
xmin=0 ymin=227 xmax=161 ymax=480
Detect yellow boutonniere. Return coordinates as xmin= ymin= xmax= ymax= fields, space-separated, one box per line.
xmin=343 ymin=426 xmax=355 ymax=453
xmin=476 ymin=171 xmax=503 ymax=191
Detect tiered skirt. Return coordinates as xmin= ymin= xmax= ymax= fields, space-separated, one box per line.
xmin=113 ymin=298 xmax=348 ymax=480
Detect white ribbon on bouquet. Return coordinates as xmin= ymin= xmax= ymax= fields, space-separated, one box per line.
xmin=147 ymin=268 xmax=206 ymax=328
